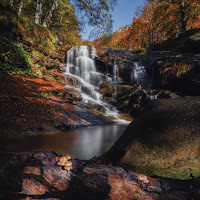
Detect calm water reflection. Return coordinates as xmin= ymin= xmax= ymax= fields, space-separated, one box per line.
xmin=0 ymin=124 xmax=127 ymax=160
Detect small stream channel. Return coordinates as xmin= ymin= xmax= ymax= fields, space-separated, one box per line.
xmin=0 ymin=124 xmax=127 ymax=160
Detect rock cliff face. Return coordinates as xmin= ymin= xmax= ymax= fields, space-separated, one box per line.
xmin=139 ymin=51 xmax=200 ymax=96
xmin=96 ymin=48 xmax=200 ymax=96
xmin=0 ymin=151 xmax=199 ymax=200
xmin=102 ymin=96 xmax=200 ymax=180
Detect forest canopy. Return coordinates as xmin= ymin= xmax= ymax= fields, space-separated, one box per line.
xmin=0 ymin=0 xmax=116 ymax=43
xmin=93 ymin=0 xmax=200 ymax=52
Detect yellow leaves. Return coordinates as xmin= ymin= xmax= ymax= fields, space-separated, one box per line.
xmin=93 ymin=1 xmax=200 ymax=50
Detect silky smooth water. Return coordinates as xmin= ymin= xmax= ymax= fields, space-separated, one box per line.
xmin=131 ymin=61 xmax=151 ymax=88
xmin=0 ymin=124 xmax=127 ymax=160
xmin=64 ymin=46 xmax=131 ymax=124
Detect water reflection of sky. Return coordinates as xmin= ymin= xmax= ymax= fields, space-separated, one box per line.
xmin=0 ymin=125 xmax=127 ymax=160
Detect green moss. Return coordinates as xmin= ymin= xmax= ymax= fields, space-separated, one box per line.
xmin=40 ymin=91 xmax=58 ymax=98
xmin=32 ymin=50 xmax=44 ymax=58
xmin=0 ymin=36 xmax=33 ymax=75
xmin=16 ymin=16 xmax=56 ymax=51
xmin=32 ymin=64 xmax=45 ymax=78
xmin=125 ymin=164 xmax=200 ymax=180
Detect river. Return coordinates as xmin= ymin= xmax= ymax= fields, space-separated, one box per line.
xmin=0 ymin=124 xmax=128 ymax=160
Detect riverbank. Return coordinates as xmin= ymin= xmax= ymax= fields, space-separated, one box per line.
xmin=0 ymin=73 xmax=114 ymax=136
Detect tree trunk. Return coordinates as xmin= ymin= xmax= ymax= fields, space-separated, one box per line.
xmin=43 ymin=0 xmax=59 ymax=27
xmin=35 ymin=0 xmax=43 ymax=24
xmin=180 ymin=0 xmax=186 ymax=36
xmin=17 ymin=0 xmax=23 ymax=17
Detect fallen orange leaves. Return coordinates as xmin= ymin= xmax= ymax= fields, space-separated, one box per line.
xmin=0 ymin=74 xmax=80 ymax=132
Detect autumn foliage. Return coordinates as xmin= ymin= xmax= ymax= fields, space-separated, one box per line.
xmin=0 ymin=73 xmax=81 ymax=132
xmin=94 ymin=0 xmax=200 ymax=51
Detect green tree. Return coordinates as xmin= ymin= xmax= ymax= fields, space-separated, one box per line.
xmin=34 ymin=0 xmax=116 ymax=37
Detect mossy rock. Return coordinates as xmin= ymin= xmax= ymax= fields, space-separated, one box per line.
xmin=102 ymin=97 xmax=200 ymax=180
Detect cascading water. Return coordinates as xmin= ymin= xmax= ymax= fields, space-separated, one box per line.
xmin=65 ymin=46 xmax=102 ymax=102
xmin=64 ymin=46 xmax=130 ymax=124
xmin=91 ymin=46 xmax=97 ymax=59
xmin=113 ymin=59 xmax=121 ymax=83
xmin=131 ymin=61 xmax=151 ymax=89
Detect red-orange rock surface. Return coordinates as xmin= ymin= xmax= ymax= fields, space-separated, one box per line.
xmin=0 ymin=151 xmax=199 ymax=200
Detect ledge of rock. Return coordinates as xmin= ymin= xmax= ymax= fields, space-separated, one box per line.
xmin=0 ymin=151 xmax=199 ymax=200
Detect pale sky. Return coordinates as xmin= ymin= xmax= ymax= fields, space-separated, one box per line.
xmin=80 ymin=0 xmax=144 ymax=40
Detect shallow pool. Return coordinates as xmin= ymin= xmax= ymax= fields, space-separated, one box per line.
xmin=0 ymin=124 xmax=128 ymax=160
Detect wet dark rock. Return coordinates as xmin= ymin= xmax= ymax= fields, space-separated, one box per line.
xmin=99 ymin=83 xmax=153 ymax=117
xmin=140 ymin=52 xmax=200 ymax=96
xmin=98 ymin=48 xmax=200 ymax=96
xmin=95 ymin=57 xmax=110 ymax=74
xmin=100 ymin=83 xmax=116 ymax=98
xmin=151 ymin=66 xmax=161 ymax=89
xmin=23 ymin=127 xmax=44 ymax=134
xmin=54 ymin=123 xmax=72 ymax=131
xmin=81 ymin=86 xmax=94 ymax=97
xmin=9 ymin=95 xmax=19 ymax=101
xmin=114 ymin=85 xmax=151 ymax=117
xmin=157 ymin=91 xmax=172 ymax=98
xmin=126 ymin=87 xmax=150 ymax=117
xmin=149 ymin=89 xmax=178 ymax=100
xmin=100 ymin=83 xmax=132 ymax=106
xmin=0 ymin=151 xmax=199 ymax=200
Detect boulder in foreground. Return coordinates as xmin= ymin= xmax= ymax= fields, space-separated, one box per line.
xmin=0 ymin=151 xmax=199 ymax=200
xmin=102 ymin=97 xmax=200 ymax=180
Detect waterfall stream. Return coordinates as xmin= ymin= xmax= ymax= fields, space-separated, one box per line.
xmin=131 ymin=61 xmax=151 ymax=88
xmin=64 ymin=46 xmax=130 ymax=124
xmin=113 ymin=59 xmax=121 ymax=83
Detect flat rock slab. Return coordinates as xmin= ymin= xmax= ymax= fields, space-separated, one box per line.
xmin=0 ymin=151 xmax=199 ymax=200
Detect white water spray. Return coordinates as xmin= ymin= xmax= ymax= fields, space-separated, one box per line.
xmin=113 ymin=59 xmax=121 ymax=83
xmin=131 ymin=61 xmax=151 ymax=88
xmin=64 ymin=46 xmax=130 ymax=124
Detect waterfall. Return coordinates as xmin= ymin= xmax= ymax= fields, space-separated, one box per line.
xmin=91 ymin=46 xmax=97 ymax=59
xmin=113 ymin=59 xmax=121 ymax=83
xmin=65 ymin=46 xmax=102 ymax=102
xmin=64 ymin=46 xmax=130 ymax=124
xmin=131 ymin=61 xmax=151 ymax=88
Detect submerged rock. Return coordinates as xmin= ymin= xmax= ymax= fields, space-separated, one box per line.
xmin=0 ymin=150 xmax=199 ymax=200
